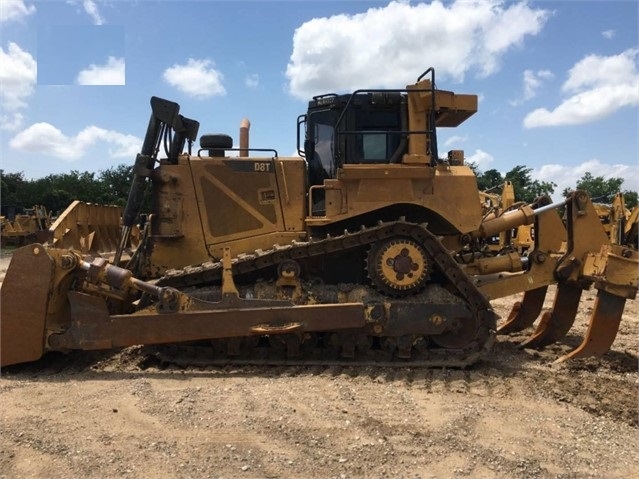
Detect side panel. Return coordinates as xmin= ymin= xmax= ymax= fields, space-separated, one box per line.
xmin=430 ymin=166 xmax=483 ymax=232
xmin=144 ymin=161 xmax=212 ymax=276
xmin=189 ymin=156 xmax=306 ymax=259
xmin=273 ymin=158 xmax=307 ymax=233
xmin=318 ymin=164 xmax=482 ymax=233
xmin=194 ymin=157 xmax=282 ymax=242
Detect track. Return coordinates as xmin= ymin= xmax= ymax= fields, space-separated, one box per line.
xmin=143 ymin=220 xmax=498 ymax=368
xmin=133 ymin=341 xmax=486 ymax=370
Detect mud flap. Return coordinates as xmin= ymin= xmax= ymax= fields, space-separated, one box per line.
xmin=497 ymin=286 xmax=548 ymax=334
xmin=1 ymin=244 xmax=54 ymax=367
xmin=519 ymin=283 xmax=582 ymax=349
xmin=555 ymin=290 xmax=625 ymax=362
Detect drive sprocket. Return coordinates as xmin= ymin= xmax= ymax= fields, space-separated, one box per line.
xmin=367 ymin=237 xmax=429 ymax=297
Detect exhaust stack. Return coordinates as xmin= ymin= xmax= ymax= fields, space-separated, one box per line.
xmin=239 ymin=118 xmax=250 ymax=157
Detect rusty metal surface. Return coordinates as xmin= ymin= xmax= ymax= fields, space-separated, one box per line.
xmin=385 ymin=302 xmax=472 ymax=336
xmin=53 ymin=291 xmax=367 ymax=350
xmin=0 ymin=245 xmax=53 ymax=367
xmin=34 ymin=219 xmax=497 ymax=366
xmin=556 ymin=290 xmax=626 ymax=362
xmin=497 ymin=286 xmax=547 ymax=334
xmin=520 ymin=283 xmax=582 ymax=349
xmin=157 ymin=220 xmax=497 ymax=362
xmin=48 ymin=201 xmax=137 ymax=262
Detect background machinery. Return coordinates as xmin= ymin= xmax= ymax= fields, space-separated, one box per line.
xmin=1 ymin=68 xmax=637 ymax=368
xmin=479 ymin=181 xmax=534 ymax=255
xmin=594 ymin=193 xmax=639 ymax=249
xmin=0 ymin=205 xmax=51 ymax=247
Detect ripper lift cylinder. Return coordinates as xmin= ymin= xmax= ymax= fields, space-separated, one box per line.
xmin=476 ymin=198 xmax=566 ymax=239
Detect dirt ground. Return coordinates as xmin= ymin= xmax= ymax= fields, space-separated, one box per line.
xmin=0 ymin=252 xmax=637 ymax=479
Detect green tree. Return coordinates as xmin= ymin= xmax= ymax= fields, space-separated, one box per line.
xmin=0 ymin=170 xmax=27 ymax=209
xmin=35 ymin=171 xmax=102 ymax=207
xmin=503 ymin=165 xmax=556 ymax=203
xmin=564 ymin=172 xmax=637 ymax=208
xmin=41 ymin=190 xmax=73 ymax=216
xmin=97 ymin=164 xmax=133 ymax=206
xmin=0 ymin=166 xmax=137 ymax=216
xmin=478 ymin=169 xmax=504 ymax=192
xmin=623 ymin=190 xmax=638 ymax=209
xmin=569 ymin=172 xmax=624 ymax=202
xmin=467 ymin=163 xmax=504 ymax=191
xmin=469 ymin=164 xmax=555 ymax=202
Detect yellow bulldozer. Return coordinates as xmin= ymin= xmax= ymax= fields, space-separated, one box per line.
xmin=1 ymin=68 xmax=637 ymax=368
xmin=0 ymin=205 xmax=51 ymax=247
xmin=594 ymin=193 xmax=639 ymax=249
xmin=479 ymin=181 xmax=534 ymax=255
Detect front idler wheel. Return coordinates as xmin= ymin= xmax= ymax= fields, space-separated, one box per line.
xmin=430 ymin=318 xmax=479 ymax=350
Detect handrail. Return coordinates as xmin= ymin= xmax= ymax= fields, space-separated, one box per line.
xmin=331 ymin=72 xmax=439 ymax=166
xmin=196 ymin=148 xmax=278 ymax=158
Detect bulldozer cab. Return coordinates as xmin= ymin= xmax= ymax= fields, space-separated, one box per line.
xmin=298 ymin=69 xmax=477 ymax=214
xmin=301 ymin=92 xmax=407 ymax=216
xmin=303 ymin=91 xmax=406 ymax=184
xmin=300 ymin=68 xmax=478 ymax=178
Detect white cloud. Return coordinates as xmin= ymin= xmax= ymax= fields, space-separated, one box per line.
xmin=524 ymin=49 xmax=639 ymax=128
xmin=163 ymin=58 xmax=226 ymax=98
xmin=68 ymin=0 xmax=104 ymax=25
xmin=0 ymin=113 xmax=24 ymax=132
xmin=0 ymin=42 xmax=36 ymax=131
xmin=561 ymin=49 xmax=638 ymax=93
xmin=245 ymin=73 xmax=259 ymax=89
xmin=510 ymin=69 xmax=554 ymax=105
xmin=466 ymin=149 xmax=495 ymax=168
xmin=524 ymin=85 xmax=639 ymax=128
xmin=83 ymin=0 xmax=104 ymax=25
xmin=531 ymin=159 xmax=639 ymax=201
xmin=602 ymin=29 xmax=615 ymax=40
xmin=524 ymin=69 xmax=553 ymax=99
xmin=286 ymin=0 xmax=549 ymax=98
xmin=9 ymin=123 xmax=141 ymax=160
xmin=0 ymin=0 xmax=36 ymax=23
xmin=66 ymin=0 xmax=104 ymax=24
xmin=75 ymin=56 xmax=125 ymax=85
xmin=0 ymin=42 xmax=37 ymax=110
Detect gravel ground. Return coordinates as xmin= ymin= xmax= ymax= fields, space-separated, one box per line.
xmin=1 ymin=253 xmax=637 ymax=479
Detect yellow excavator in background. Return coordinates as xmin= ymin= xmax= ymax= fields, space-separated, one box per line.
xmin=1 ymin=68 xmax=637 ymax=368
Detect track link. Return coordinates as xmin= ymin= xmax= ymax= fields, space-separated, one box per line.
xmin=151 ymin=220 xmax=497 ymax=368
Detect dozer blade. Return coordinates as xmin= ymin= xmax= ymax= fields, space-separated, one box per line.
xmin=1 ymin=244 xmax=54 ymax=367
xmin=555 ymin=290 xmax=625 ymax=362
xmin=519 ymin=283 xmax=582 ymax=349
xmin=497 ymin=286 xmax=548 ymax=334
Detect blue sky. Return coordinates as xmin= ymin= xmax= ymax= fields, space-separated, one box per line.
xmin=1 ymin=0 xmax=637 ymax=200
